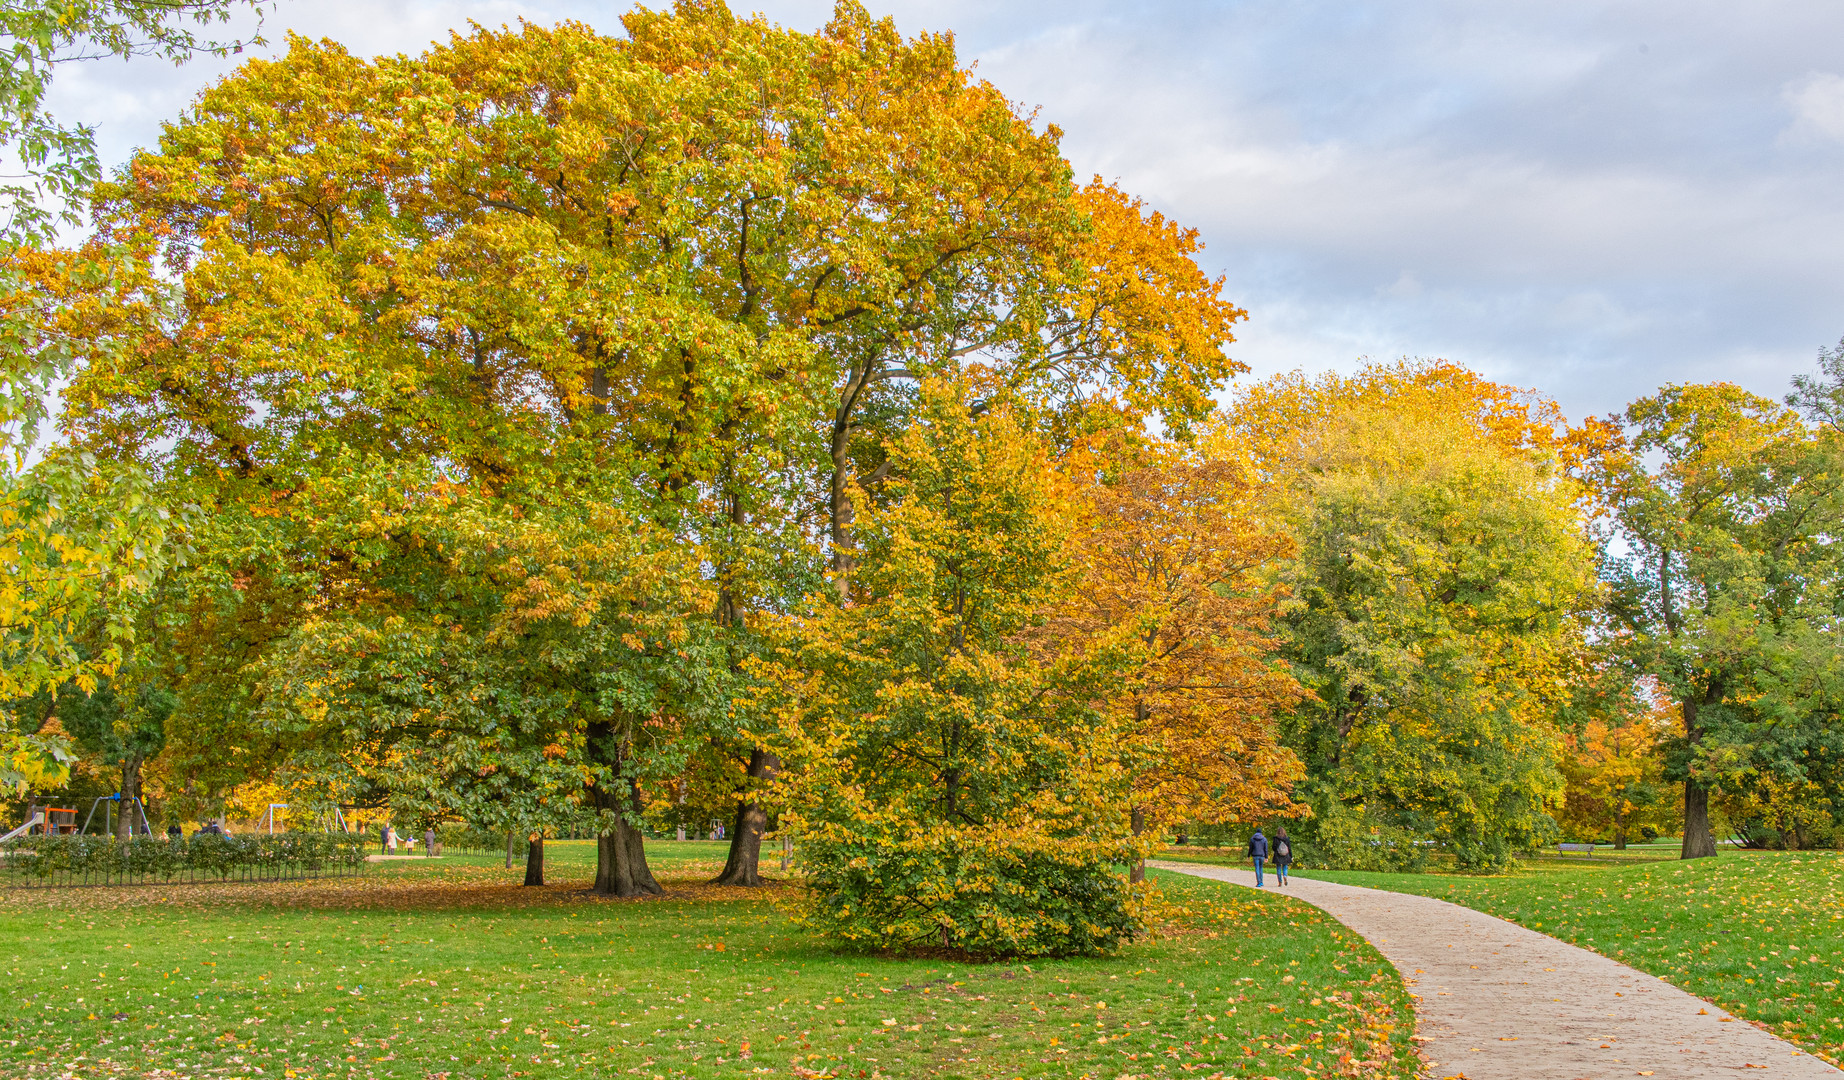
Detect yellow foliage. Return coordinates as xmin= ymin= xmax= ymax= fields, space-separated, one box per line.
xmin=1556 ymin=689 xmax=1676 ymax=846
xmin=1050 ymin=453 xmax=1306 ymax=835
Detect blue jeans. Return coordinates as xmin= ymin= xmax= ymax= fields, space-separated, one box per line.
xmin=1276 ymin=860 xmax=1289 ymax=884
xmin=1253 ymin=856 xmax=1265 ymax=886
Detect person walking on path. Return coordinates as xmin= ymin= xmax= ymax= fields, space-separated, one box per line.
xmin=424 ymin=827 xmax=436 ymax=857
xmin=1248 ymin=827 xmax=1269 ymax=887
xmin=1273 ymin=826 xmax=1293 ymax=885
xmin=386 ymin=824 xmax=398 ymax=853
xmin=380 ymin=822 xmax=389 ymax=854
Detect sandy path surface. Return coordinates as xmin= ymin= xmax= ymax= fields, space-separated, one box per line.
xmin=1150 ymin=860 xmax=1842 ymax=1080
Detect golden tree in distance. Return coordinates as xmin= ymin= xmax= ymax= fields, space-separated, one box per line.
xmin=1053 ymin=454 xmax=1306 ymax=879
xmin=1557 ymin=694 xmax=1674 ymax=850
xmin=1222 ymin=358 xmax=1579 ymax=477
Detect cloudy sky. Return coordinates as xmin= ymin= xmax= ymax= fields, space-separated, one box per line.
xmin=46 ymin=0 xmax=1844 ymax=423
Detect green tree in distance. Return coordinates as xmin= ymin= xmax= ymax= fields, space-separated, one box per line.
xmin=1587 ymin=382 xmax=1844 ymax=859
xmin=1214 ymin=362 xmax=1599 ymax=869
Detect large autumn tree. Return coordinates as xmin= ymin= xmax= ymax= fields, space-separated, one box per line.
xmin=16 ymin=1 xmax=1249 ymax=883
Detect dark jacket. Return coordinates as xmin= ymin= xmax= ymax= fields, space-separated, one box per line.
xmin=1273 ymin=837 xmax=1292 ymax=864
xmin=1248 ymin=831 xmax=1269 ymax=859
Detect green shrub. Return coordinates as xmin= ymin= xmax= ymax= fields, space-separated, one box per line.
xmin=795 ymin=824 xmax=1140 ymax=958
xmin=1297 ymin=802 xmax=1433 ymax=872
xmin=0 ymin=831 xmax=369 ymax=885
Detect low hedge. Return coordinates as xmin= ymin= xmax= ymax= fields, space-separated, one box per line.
xmin=0 ymin=831 xmax=371 ymax=887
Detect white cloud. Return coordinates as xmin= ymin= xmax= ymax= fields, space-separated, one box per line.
xmin=1782 ymin=71 xmax=1844 ymax=141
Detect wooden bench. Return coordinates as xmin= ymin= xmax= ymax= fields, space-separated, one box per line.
xmin=1557 ymin=842 xmax=1596 ymax=857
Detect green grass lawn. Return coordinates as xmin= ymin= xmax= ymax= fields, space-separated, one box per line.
xmin=0 ymin=840 xmax=1419 ymax=1080
xmin=1209 ymin=848 xmax=1843 ymax=1070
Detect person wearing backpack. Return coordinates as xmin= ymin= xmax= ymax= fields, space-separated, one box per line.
xmin=1247 ymin=827 xmax=1269 ymax=888
xmin=1273 ymin=827 xmax=1293 ymax=886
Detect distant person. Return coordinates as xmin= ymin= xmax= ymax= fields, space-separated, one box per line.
xmin=1248 ymin=827 xmax=1269 ymax=888
xmin=380 ymin=822 xmax=389 ymax=854
xmin=425 ymin=827 xmax=436 ymax=857
xmin=166 ymin=824 xmax=182 ymax=841
xmin=1273 ymin=827 xmax=1292 ymax=886
xmin=386 ymin=824 xmax=398 ymax=853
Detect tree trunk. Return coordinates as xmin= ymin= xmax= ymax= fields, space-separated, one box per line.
xmin=714 ymin=748 xmax=780 ymax=886
xmin=827 ymin=362 xmax=883 ymax=600
xmin=712 ymin=479 xmax=775 ymax=887
xmin=1680 ymin=691 xmax=1719 ymax=859
xmin=504 ymin=828 xmax=515 ymax=870
xmin=116 ymin=753 xmax=143 ymax=841
xmin=1128 ymin=697 xmax=1153 ymax=884
xmin=592 ymin=778 xmax=663 ymax=898
xmin=1613 ymin=808 xmax=1627 ymax=850
xmin=523 ymin=835 xmax=544 ymax=886
xmin=829 ymin=436 xmax=856 ymax=598
xmin=1129 ymin=805 xmax=1147 ymax=885
xmin=1681 ymin=781 xmax=1717 ymax=859
xmin=592 ymin=818 xmax=664 ymax=898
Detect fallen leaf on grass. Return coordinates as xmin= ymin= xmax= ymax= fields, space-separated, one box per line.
xmin=0 ymin=870 xmax=784 ymax=914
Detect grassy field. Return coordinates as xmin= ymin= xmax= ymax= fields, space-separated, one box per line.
xmin=0 ymin=839 xmax=1420 ymax=1080
xmin=1167 ymin=846 xmax=1844 ymax=1070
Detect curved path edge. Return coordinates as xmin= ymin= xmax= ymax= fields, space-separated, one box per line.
xmin=1150 ymin=860 xmax=1843 ymax=1080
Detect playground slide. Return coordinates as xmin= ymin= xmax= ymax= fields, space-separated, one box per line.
xmin=0 ymin=812 xmax=45 ymax=844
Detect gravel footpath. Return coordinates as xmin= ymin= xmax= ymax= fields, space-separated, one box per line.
xmin=1150 ymin=860 xmax=1843 ymax=1080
